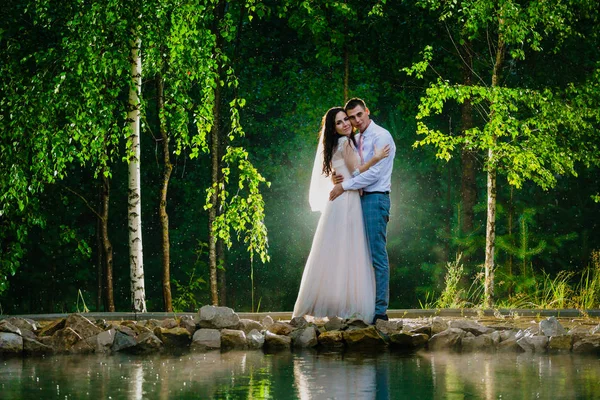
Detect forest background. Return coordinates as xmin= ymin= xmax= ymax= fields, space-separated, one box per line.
xmin=1 ymin=0 xmax=599 ymax=314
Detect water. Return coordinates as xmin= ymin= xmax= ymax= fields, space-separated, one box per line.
xmin=1 ymin=350 xmax=599 ymax=399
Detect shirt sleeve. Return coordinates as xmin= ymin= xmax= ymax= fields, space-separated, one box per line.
xmin=342 ymin=132 xmax=395 ymax=191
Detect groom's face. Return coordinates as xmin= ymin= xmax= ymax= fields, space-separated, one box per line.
xmin=346 ymin=105 xmax=370 ymax=133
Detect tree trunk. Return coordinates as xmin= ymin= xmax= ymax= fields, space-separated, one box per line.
xmin=343 ymin=46 xmax=349 ymax=102
xmin=101 ymin=172 xmax=115 ymax=312
xmin=157 ymin=74 xmax=173 ymax=312
xmin=445 ymin=160 xmax=452 ymax=262
xmin=96 ymin=188 xmax=103 ymax=311
xmin=127 ymin=36 xmax=146 ymax=313
xmin=484 ymin=148 xmax=497 ymax=307
xmin=208 ymin=0 xmax=226 ymax=306
xmin=217 ymin=239 xmax=226 ymax=306
xmin=483 ymin=25 xmax=505 ymax=308
xmin=507 ymin=186 xmax=514 ymax=295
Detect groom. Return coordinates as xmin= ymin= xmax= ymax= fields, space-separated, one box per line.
xmin=330 ymin=98 xmax=396 ymax=324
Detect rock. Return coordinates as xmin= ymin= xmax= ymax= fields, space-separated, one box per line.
xmin=153 ymin=327 xmax=191 ymax=349
xmin=431 ymin=317 xmax=448 ymax=335
xmin=591 ymin=324 xmax=600 ymax=335
xmin=375 ymin=320 xmax=403 ymax=335
xmin=497 ymin=337 xmax=522 ymax=353
xmin=515 ymin=326 xmax=539 ymax=340
xmin=572 ymin=335 xmax=600 ymax=354
xmin=318 ymin=330 xmax=344 ymax=348
xmin=246 ymin=329 xmax=265 ymax=350
xmin=346 ymin=318 xmax=370 ymax=330
xmin=112 ymin=331 xmax=137 ymax=352
xmin=131 ymin=332 xmax=163 ymax=354
xmin=548 ymin=335 xmax=572 ymax=352
xmin=539 ymin=317 xmax=567 ymax=337
xmin=38 ymin=318 xmax=66 ymax=337
xmin=196 ymin=305 xmax=240 ymax=329
xmin=342 ymin=326 xmax=386 ymax=348
xmin=264 ymin=331 xmax=291 ymax=351
xmin=70 ymin=336 xmax=96 ymax=354
xmin=160 ymin=318 xmax=179 ymax=329
xmin=448 ymin=320 xmax=494 ymax=336
xmin=179 ymin=316 xmax=197 ymax=335
xmin=289 ymin=316 xmax=309 ymax=329
xmin=324 ymin=317 xmax=344 ymax=331
xmin=517 ymin=336 xmax=548 ymax=353
xmin=239 ymin=319 xmax=265 ymax=334
xmin=269 ymin=322 xmax=294 ymax=336
xmin=0 ymin=320 xmax=22 ymax=336
xmin=389 ymin=332 xmax=429 ymax=349
xmin=96 ymin=329 xmax=116 ymax=353
xmin=191 ymin=329 xmax=221 ymax=352
xmin=139 ymin=319 xmax=161 ymax=330
xmin=261 ymin=315 xmax=274 ymax=329
xmin=221 ymin=329 xmax=247 ymax=350
xmin=3 ymin=317 xmax=39 ymax=333
xmin=461 ymin=334 xmax=495 ymax=352
xmin=52 ymin=327 xmax=82 ymax=353
xmin=567 ymin=325 xmax=594 ymax=343
xmin=428 ymin=328 xmax=465 ymax=351
xmin=0 ymin=332 xmax=23 ymax=354
xmin=38 ymin=336 xmax=54 ymax=348
xmin=406 ymin=320 xmax=432 ymax=337
xmin=18 ymin=329 xmax=37 ymax=340
xmin=486 ymin=331 xmax=500 ymax=346
xmin=485 ymin=323 xmax=516 ymax=331
xmin=291 ymin=326 xmax=318 ymax=348
xmin=65 ymin=314 xmax=103 ymax=339
xmin=499 ymin=330 xmax=516 ymax=342
xmin=95 ymin=319 xmax=112 ymax=330
xmin=116 ymin=325 xmax=137 ymax=338
xmin=23 ymin=337 xmax=53 ymax=355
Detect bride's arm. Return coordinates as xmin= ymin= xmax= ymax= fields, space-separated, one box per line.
xmin=357 ymin=144 xmax=390 ymax=174
xmin=342 ymin=139 xmax=390 ymax=177
xmin=343 ymin=141 xmax=390 ymax=177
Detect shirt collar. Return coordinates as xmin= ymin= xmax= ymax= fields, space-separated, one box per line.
xmin=361 ymin=120 xmax=376 ymax=136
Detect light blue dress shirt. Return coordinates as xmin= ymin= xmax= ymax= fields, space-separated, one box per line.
xmin=342 ymin=120 xmax=395 ymax=192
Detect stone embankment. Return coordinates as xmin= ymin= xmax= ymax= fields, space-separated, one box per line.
xmin=1 ymin=306 xmax=600 ymax=356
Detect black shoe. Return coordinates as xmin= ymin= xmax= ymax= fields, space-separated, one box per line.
xmin=372 ymin=314 xmax=389 ymax=325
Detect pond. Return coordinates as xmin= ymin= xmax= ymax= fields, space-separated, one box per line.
xmin=1 ymin=350 xmax=599 ymax=399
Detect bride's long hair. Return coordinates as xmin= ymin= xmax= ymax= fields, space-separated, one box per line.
xmin=320 ymin=107 xmax=356 ymax=176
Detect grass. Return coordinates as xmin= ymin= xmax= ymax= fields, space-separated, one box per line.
xmin=422 ymin=250 xmax=600 ymax=311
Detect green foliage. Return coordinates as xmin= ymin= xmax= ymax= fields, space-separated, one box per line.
xmin=436 ymin=254 xmax=467 ymax=308
xmin=1 ymin=0 xmax=599 ymax=312
xmin=172 ymin=241 xmax=209 ymax=312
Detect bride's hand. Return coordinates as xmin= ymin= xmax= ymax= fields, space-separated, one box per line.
xmin=373 ymin=144 xmax=391 ymax=162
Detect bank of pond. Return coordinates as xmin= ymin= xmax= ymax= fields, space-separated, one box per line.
xmin=1 ymin=306 xmax=599 ymax=356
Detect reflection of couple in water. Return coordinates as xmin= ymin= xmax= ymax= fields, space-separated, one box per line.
xmin=293 ymin=98 xmax=396 ymax=325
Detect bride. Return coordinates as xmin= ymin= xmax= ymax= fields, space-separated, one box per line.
xmin=292 ymin=107 xmax=389 ymax=323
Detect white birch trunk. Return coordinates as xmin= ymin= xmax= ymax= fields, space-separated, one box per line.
xmin=127 ymin=36 xmax=146 ymax=313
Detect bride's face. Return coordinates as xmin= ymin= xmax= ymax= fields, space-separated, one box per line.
xmin=334 ymin=111 xmax=352 ymax=136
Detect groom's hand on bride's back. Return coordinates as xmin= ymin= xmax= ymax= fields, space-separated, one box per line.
xmin=331 ymin=171 xmax=344 ymax=184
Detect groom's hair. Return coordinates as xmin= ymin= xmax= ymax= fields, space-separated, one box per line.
xmin=344 ymin=97 xmax=367 ymax=111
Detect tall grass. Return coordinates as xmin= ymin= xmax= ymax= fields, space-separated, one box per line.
xmin=576 ymin=250 xmax=600 ymax=309
xmin=421 ymin=250 xmax=600 ymax=310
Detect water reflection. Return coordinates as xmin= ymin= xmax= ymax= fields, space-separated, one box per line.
xmin=1 ymin=351 xmax=599 ymax=399
xmin=293 ymin=352 xmax=389 ymax=399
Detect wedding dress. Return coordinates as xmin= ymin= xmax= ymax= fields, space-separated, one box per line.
xmin=293 ymin=136 xmax=375 ymax=323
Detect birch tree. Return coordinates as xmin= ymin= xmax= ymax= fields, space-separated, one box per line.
xmin=127 ymin=35 xmax=147 ymax=313
xmin=406 ymin=0 xmax=600 ymax=306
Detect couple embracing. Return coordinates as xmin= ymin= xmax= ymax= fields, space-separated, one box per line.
xmin=293 ymin=98 xmax=396 ymax=325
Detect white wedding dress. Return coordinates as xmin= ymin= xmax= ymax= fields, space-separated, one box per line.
xmin=293 ymin=136 xmax=375 ymax=323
